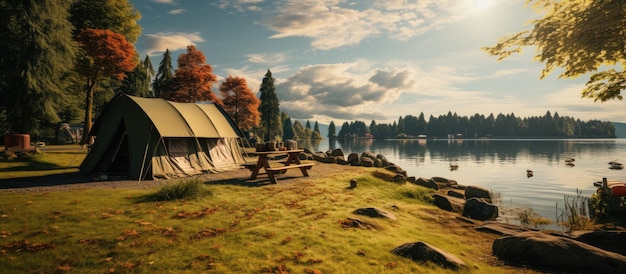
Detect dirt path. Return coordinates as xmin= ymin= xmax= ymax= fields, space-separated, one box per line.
xmin=0 ymin=162 xmax=357 ymax=193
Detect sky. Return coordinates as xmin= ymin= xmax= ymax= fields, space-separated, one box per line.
xmin=130 ymin=0 xmax=624 ymax=125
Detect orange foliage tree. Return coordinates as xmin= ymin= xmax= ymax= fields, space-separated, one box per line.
xmin=75 ymin=28 xmax=137 ymax=144
xmin=219 ymin=76 xmax=261 ymax=131
xmin=163 ymin=45 xmax=222 ymax=104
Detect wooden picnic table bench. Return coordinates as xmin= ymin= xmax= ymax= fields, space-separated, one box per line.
xmin=246 ymin=149 xmax=314 ymax=184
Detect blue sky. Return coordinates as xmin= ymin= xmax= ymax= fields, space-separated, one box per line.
xmin=130 ymin=0 xmax=624 ymax=124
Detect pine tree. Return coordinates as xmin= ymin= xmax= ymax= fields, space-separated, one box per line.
xmin=328 ymin=121 xmax=336 ymax=138
xmin=153 ymin=49 xmax=173 ymax=98
xmin=118 ymin=55 xmax=152 ymax=97
xmin=258 ymin=69 xmax=281 ymax=141
xmin=0 ymin=0 xmax=76 ymax=134
xmin=282 ymin=117 xmax=295 ymax=140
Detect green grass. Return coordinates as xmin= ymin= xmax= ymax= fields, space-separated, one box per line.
xmin=0 ymin=166 xmax=533 ymax=274
xmin=0 ymin=145 xmax=86 ymax=179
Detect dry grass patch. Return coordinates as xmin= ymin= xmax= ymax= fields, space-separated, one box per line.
xmin=0 ymin=166 xmax=538 ymax=273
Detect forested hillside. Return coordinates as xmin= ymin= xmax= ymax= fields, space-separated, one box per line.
xmin=335 ymin=111 xmax=616 ymax=139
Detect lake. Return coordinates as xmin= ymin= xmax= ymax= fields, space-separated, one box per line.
xmin=306 ymin=138 xmax=626 ymax=226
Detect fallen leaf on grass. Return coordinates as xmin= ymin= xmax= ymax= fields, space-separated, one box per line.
xmin=304 ymin=268 xmax=322 ymax=274
xmin=118 ymin=230 xmax=140 ymax=241
xmin=135 ymin=220 xmax=153 ymax=226
xmin=56 ymin=264 xmax=72 ymax=271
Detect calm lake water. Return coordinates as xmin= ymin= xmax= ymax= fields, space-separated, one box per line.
xmin=307 ymin=138 xmax=626 ymax=225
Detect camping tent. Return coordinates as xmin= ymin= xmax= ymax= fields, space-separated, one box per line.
xmin=79 ymin=93 xmax=246 ymax=180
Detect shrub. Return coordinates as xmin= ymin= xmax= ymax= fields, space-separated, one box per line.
xmin=143 ymin=179 xmax=211 ymax=202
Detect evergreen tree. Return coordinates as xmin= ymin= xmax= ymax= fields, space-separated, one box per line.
xmin=292 ymin=120 xmax=304 ymax=139
xmin=118 ymin=56 xmax=152 ymax=97
xmin=369 ymin=120 xmax=378 ymax=138
xmin=305 ymin=120 xmax=312 ymax=130
xmin=313 ymin=121 xmax=320 ymax=134
xmin=282 ymin=117 xmax=295 ymax=140
xmin=0 ymin=0 xmax=76 ymax=135
xmin=258 ymin=69 xmax=281 ymax=141
xmin=153 ymin=49 xmax=173 ymax=98
xmin=328 ymin=121 xmax=336 ymax=138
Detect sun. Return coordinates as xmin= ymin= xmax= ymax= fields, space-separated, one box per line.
xmin=469 ymin=0 xmax=494 ymax=12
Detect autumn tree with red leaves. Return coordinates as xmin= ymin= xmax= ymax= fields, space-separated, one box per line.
xmin=219 ymin=76 xmax=261 ymax=131
xmin=75 ymin=28 xmax=137 ymax=144
xmin=164 ymin=45 xmax=222 ymax=104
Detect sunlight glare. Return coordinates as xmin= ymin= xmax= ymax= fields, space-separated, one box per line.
xmin=469 ymin=0 xmax=494 ymax=12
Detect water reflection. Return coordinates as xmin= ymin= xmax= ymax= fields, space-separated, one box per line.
xmin=329 ymin=138 xmax=626 ymax=226
xmin=333 ymin=138 xmax=621 ymax=166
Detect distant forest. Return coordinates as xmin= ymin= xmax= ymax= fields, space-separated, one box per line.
xmin=335 ymin=111 xmax=616 ymax=139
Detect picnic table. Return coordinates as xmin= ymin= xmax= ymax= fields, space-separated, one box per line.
xmin=245 ymin=149 xmax=314 ymax=184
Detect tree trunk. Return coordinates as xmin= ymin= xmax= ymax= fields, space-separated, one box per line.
xmin=81 ymin=79 xmax=96 ymax=145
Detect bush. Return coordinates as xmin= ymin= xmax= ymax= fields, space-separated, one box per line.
xmin=143 ymin=179 xmax=211 ymax=202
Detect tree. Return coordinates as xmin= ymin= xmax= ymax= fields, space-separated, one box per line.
xmin=163 ymin=45 xmax=221 ymax=104
xmin=483 ymin=0 xmax=625 ymax=102
xmin=118 ymin=55 xmax=153 ymax=97
xmin=283 ymin=117 xmax=295 ymax=140
xmin=75 ymin=28 xmax=137 ymax=143
xmin=0 ymin=0 xmax=76 ymax=135
xmin=328 ymin=121 xmax=336 ymax=138
xmin=153 ymin=49 xmax=174 ymax=98
xmin=219 ymin=75 xmax=261 ymax=131
xmin=258 ymin=69 xmax=281 ymax=141
xmin=70 ymin=0 xmax=141 ymax=43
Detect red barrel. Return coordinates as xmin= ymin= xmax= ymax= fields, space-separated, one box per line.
xmin=3 ymin=134 xmax=30 ymax=149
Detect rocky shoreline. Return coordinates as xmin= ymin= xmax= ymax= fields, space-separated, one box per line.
xmin=303 ymin=148 xmax=626 ymax=273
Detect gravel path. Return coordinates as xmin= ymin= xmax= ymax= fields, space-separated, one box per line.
xmin=0 ymin=163 xmax=357 ymax=193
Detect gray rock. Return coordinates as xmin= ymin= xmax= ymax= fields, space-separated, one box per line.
xmin=360 ymin=157 xmax=374 ymax=167
xmin=347 ymin=153 xmax=359 ymax=163
xmin=571 ymin=231 xmax=626 ymax=256
xmin=391 ymin=241 xmax=468 ymax=270
xmin=373 ymin=158 xmax=384 ymax=167
xmin=493 ymin=231 xmax=626 ymax=274
xmin=447 ymin=190 xmax=464 ymax=199
xmin=353 ymin=207 xmax=397 ymax=220
xmin=433 ymin=194 xmax=465 ymax=213
xmin=360 ymin=151 xmax=377 ymax=161
xmin=431 ymin=176 xmax=458 ymax=187
xmin=465 ymin=185 xmax=492 ymax=202
xmin=330 ymin=148 xmax=344 ymax=157
xmin=414 ymin=177 xmax=439 ymax=190
xmin=462 ymin=197 xmax=498 ymax=221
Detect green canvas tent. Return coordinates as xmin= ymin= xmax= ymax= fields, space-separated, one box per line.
xmin=79 ymin=93 xmax=246 ymax=180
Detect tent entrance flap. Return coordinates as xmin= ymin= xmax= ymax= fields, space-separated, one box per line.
xmin=93 ymin=120 xmax=130 ymax=173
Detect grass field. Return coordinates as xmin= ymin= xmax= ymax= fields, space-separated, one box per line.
xmin=0 ymin=146 xmax=534 ymax=273
xmin=0 ymin=145 xmax=87 ymax=179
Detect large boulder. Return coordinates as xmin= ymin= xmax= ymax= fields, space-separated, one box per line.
xmin=476 ymin=222 xmax=536 ymax=236
xmin=571 ymin=231 xmax=626 ymax=256
xmin=465 ymin=185 xmax=492 ymax=202
xmin=360 ymin=151 xmax=377 ymax=161
xmin=462 ymin=197 xmax=498 ymax=221
xmin=433 ymin=194 xmax=465 ymax=213
xmin=431 ymin=177 xmax=458 ymax=187
xmin=373 ymin=158 xmax=384 ymax=167
xmin=376 ymin=154 xmax=390 ymax=167
xmin=414 ymin=177 xmax=439 ymax=190
xmin=360 ymin=157 xmax=374 ymax=167
xmin=493 ymin=231 xmax=626 ymax=274
xmin=329 ymin=148 xmax=344 ymax=157
xmin=347 ymin=153 xmax=359 ymax=163
xmin=391 ymin=242 xmax=468 ymax=270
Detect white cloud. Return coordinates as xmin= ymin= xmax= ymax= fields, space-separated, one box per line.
xmin=151 ymin=0 xmax=177 ymax=5
xmin=263 ymin=0 xmax=477 ymax=50
xmin=144 ymin=32 xmax=204 ymax=56
xmin=246 ymin=53 xmax=286 ymax=64
xmin=168 ymin=9 xmax=186 ymax=15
